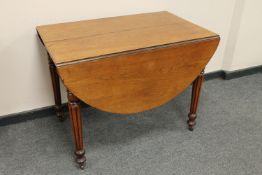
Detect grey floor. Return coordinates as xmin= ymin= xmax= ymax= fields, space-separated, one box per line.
xmin=0 ymin=73 xmax=262 ymax=175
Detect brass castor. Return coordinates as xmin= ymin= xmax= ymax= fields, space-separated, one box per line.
xmin=76 ymin=150 xmax=86 ymax=169
xmin=187 ymin=113 xmax=197 ymax=131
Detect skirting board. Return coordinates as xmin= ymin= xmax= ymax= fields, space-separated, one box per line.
xmin=0 ymin=65 xmax=261 ymax=127
xmin=204 ymin=65 xmax=262 ymax=81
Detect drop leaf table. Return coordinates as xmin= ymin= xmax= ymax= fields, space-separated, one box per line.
xmin=36 ymin=11 xmax=220 ymax=169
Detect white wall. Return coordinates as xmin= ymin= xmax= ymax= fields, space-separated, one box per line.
xmin=0 ymin=0 xmax=260 ymax=116
xmin=227 ymin=0 xmax=262 ymax=70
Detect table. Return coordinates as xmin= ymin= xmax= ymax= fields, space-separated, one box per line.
xmin=36 ymin=11 xmax=220 ymax=169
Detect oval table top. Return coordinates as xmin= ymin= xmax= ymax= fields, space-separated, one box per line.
xmin=37 ymin=11 xmax=220 ymax=114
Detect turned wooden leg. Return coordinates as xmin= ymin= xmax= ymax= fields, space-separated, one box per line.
xmin=188 ymin=70 xmax=204 ymax=131
xmin=48 ymin=54 xmax=65 ymax=121
xmin=67 ymin=91 xmax=86 ymax=169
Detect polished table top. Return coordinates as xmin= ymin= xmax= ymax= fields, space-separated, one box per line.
xmin=37 ymin=11 xmax=219 ymax=114
xmin=37 ymin=11 xmax=217 ymax=66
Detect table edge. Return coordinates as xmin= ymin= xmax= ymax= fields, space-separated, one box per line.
xmin=54 ymin=35 xmax=220 ymax=67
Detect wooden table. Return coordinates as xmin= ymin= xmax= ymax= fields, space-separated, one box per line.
xmin=36 ymin=11 xmax=220 ymax=169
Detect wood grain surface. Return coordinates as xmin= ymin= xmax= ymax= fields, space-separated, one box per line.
xmin=58 ymin=37 xmax=220 ymax=114
xmin=37 ymin=11 xmax=217 ymax=65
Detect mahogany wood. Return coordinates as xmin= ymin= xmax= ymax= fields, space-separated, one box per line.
xmin=58 ymin=37 xmax=219 ymax=114
xmin=36 ymin=11 xmax=217 ymax=64
xmin=48 ymin=55 xmax=64 ymax=121
xmin=67 ymin=91 xmax=86 ymax=169
xmin=188 ymin=70 xmax=205 ymax=131
xmin=37 ymin=11 xmax=220 ymax=169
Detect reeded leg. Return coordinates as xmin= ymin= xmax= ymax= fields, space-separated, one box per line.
xmin=48 ymin=54 xmax=65 ymax=121
xmin=188 ymin=70 xmax=204 ymax=131
xmin=67 ymin=91 xmax=86 ymax=169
